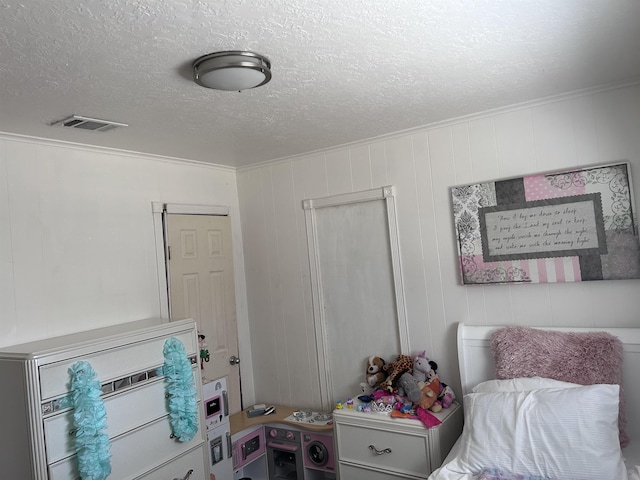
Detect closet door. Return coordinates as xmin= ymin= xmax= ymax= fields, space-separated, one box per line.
xmin=304 ymin=186 xmax=408 ymax=409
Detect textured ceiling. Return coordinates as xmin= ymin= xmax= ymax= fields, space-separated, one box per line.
xmin=1 ymin=1 xmax=640 ymax=168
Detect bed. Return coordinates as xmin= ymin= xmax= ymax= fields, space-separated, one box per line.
xmin=429 ymin=323 xmax=640 ymax=480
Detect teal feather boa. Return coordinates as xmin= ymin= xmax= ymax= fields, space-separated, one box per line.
xmin=68 ymin=361 xmax=112 ymax=480
xmin=163 ymin=337 xmax=199 ymax=442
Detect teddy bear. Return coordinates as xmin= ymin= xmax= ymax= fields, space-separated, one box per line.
xmin=360 ymin=356 xmax=387 ymax=393
xmin=380 ymin=354 xmax=414 ymax=393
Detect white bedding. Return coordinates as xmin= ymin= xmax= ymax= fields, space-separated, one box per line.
xmin=429 ymin=379 xmax=631 ymax=480
xmin=431 ymin=440 xmax=640 ymax=480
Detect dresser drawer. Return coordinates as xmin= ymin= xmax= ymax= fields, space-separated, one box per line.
xmin=48 ymin=411 xmax=204 ymax=480
xmin=44 ymin=378 xmax=173 ymax=463
xmin=339 ymin=463 xmax=409 ymax=480
xmin=337 ymin=422 xmax=429 ymax=477
xmin=39 ymin=330 xmax=196 ymax=400
xmin=135 ymin=446 xmax=207 ymax=480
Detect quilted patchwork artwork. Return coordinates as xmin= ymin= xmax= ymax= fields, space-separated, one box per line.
xmin=452 ymin=163 xmax=640 ymax=284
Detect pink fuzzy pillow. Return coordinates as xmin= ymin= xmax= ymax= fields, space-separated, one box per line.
xmin=490 ymin=326 xmax=628 ymax=447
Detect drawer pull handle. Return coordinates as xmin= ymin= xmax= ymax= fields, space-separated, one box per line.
xmin=68 ymin=428 xmax=77 ymax=436
xmin=172 ymin=469 xmax=193 ymax=480
xmin=369 ymin=444 xmax=392 ymax=455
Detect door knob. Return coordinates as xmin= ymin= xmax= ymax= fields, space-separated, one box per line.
xmin=229 ymin=355 xmax=240 ymax=365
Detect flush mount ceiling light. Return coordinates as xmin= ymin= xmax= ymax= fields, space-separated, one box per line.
xmin=193 ymin=50 xmax=272 ymax=91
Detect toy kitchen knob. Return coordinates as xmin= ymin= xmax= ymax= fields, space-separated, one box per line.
xmin=286 ymin=431 xmax=295 ymax=440
xmin=269 ymin=429 xmax=278 ymax=438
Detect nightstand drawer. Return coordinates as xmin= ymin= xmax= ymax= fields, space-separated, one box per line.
xmin=339 ymin=463 xmax=408 ymax=479
xmin=338 ymin=422 xmax=429 ymax=477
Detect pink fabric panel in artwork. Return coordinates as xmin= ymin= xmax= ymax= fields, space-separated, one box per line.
xmin=461 ymin=251 xmax=583 ymax=283
xmin=523 ymin=174 xmax=586 ymax=201
xmin=553 ymin=258 xmax=565 ymax=282
xmin=535 ymin=258 xmax=547 ymax=283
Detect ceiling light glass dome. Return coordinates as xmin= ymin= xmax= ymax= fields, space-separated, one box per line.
xmin=193 ymin=50 xmax=272 ymax=91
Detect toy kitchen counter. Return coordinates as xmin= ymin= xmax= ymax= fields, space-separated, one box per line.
xmin=230 ymin=405 xmax=334 ymax=434
xmin=230 ymin=406 xmax=336 ymax=480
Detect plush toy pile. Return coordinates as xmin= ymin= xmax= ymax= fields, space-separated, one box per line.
xmin=358 ymin=351 xmax=456 ymax=428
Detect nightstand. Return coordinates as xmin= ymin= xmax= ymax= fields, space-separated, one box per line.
xmin=333 ymin=400 xmax=462 ymax=479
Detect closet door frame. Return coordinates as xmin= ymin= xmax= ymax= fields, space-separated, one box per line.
xmin=303 ymin=185 xmax=409 ymax=410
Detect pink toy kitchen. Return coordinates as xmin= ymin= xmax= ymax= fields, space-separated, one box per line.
xmin=227 ymin=400 xmax=336 ymax=480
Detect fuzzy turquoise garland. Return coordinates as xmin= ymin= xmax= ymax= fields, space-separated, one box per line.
xmin=68 ymin=361 xmax=112 ymax=480
xmin=163 ymin=337 xmax=199 ymax=442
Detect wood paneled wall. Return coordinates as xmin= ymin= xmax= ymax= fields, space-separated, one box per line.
xmin=238 ymin=83 xmax=640 ymax=410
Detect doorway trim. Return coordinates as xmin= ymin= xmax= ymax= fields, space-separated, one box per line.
xmin=151 ymin=202 xmax=230 ymax=320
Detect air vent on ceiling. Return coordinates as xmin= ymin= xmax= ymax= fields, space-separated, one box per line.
xmin=52 ymin=115 xmax=128 ymax=132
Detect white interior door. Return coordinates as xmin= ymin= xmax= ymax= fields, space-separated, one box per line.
xmin=166 ymin=214 xmax=241 ymax=413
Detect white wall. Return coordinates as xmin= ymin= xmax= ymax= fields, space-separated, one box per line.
xmin=0 ymin=135 xmax=255 ymax=402
xmin=237 ymin=83 xmax=640 ymax=410
xmin=2 ymin=83 xmax=639 ymax=413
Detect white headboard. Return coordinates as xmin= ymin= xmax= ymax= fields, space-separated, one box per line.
xmin=457 ymin=323 xmax=640 ymax=450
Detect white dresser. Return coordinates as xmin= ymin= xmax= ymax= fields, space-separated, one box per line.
xmin=333 ymin=401 xmax=463 ymax=479
xmin=0 ymin=317 xmax=209 ymax=479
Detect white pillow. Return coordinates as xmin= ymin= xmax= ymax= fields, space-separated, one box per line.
xmin=446 ymin=384 xmax=627 ymax=480
xmin=472 ymin=376 xmax=579 ymax=393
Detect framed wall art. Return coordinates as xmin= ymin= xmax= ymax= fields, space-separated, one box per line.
xmin=452 ymin=162 xmax=640 ymax=285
